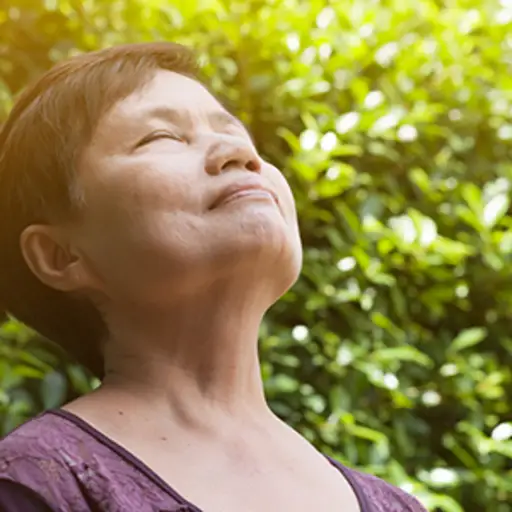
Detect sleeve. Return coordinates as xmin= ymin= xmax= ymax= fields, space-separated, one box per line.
xmin=0 ymin=479 xmax=55 ymax=512
xmin=352 ymin=471 xmax=428 ymax=512
xmin=328 ymin=457 xmax=428 ymax=512
xmin=0 ymin=443 xmax=79 ymax=511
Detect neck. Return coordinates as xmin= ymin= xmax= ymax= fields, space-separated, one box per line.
xmin=100 ymin=279 xmax=274 ymax=430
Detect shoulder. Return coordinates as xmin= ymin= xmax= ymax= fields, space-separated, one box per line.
xmin=329 ymin=458 xmax=427 ymax=512
xmin=0 ymin=412 xmax=83 ymax=510
xmin=0 ymin=411 xmax=178 ymax=511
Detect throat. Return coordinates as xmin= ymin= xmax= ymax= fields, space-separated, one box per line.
xmin=92 ymin=279 xmax=283 ymax=434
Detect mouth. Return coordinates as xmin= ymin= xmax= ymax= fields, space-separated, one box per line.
xmin=209 ymin=182 xmax=279 ymax=210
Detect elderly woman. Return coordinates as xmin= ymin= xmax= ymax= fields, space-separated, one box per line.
xmin=0 ymin=43 xmax=425 ymax=512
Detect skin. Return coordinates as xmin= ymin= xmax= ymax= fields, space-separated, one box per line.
xmin=20 ymin=70 xmax=360 ymax=512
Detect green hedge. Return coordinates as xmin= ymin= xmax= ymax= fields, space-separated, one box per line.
xmin=1 ymin=1 xmax=511 ymax=510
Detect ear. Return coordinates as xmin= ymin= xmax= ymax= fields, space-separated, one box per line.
xmin=20 ymin=224 xmax=97 ymax=294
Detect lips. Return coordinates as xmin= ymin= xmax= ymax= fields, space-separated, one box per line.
xmin=209 ymin=182 xmax=279 ymax=210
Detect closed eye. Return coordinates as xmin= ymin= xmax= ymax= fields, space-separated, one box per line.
xmin=136 ymin=131 xmax=186 ymax=147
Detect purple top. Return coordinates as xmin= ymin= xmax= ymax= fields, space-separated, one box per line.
xmin=0 ymin=410 xmax=426 ymax=511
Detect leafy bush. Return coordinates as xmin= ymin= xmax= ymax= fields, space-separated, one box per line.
xmin=1 ymin=1 xmax=511 ymax=510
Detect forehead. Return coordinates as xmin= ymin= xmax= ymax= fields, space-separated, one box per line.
xmin=102 ymin=70 xmax=225 ymax=130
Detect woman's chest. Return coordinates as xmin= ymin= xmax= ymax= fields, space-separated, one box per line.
xmin=143 ymin=450 xmax=362 ymax=512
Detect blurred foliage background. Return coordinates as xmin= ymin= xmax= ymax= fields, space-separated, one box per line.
xmin=1 ymin=0 xmax=512 ymax=510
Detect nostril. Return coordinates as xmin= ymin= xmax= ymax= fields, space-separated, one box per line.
xmin=219 ymin=157 xmax=260 ymax=174
xmin=246 ymin=159 xmax=261 ymax=172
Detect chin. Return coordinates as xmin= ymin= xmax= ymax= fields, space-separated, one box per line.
xmin=227 ymin=215 xmax=302 ymax=291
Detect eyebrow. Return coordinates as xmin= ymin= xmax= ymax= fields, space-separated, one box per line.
xmin=142 ymin=106 xmax=247 ymax=133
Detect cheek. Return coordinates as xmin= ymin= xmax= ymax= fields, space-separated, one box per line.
xmin=82 ymin=154 xmax=204 ymax=241
xmin=270 ymin=168 xmax=303 ymax=260
xmin=78 ymin=174 xmax=206 ymax=294
xmin=83 ymin=150 xmax=202 ymax=211
xmin=80 ymin=211 xmax=210 ymax=303
xmin=267 ymin=167 xmax=298 ymax=221
xmin=115 ymin=164 xmax=195 ymax=212
xmin=84 ymin=198 xmax=205 ymax=265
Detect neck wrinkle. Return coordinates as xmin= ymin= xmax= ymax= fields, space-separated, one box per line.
xmin=99 ymin=281 xmax=274 ymax=431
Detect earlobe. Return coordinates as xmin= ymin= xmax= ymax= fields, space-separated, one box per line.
xmin=20 ymin=224 xmax=85 ymax=293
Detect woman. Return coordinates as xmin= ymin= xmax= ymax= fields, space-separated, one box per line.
xmin=0 ymin=42 xmax=426 ymax=512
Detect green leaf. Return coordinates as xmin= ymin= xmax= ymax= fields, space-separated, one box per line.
xmin=449 ymin=328 xmax=487 ymax=353
xmin=40 ymin=371 xmax=67 ymax=410
xmin=483 ymin=193 xmax=509 ymax=228
xmin=371 ymin=346 xmax=433 ymax=368
xmin=461 ymin=183 xmax=483 ymax=217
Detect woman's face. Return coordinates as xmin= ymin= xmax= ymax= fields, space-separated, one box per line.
xmin=74 ymin=70 xmax=302 ymax=307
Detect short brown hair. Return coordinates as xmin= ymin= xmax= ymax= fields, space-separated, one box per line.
xmin=0 ymin=42 xmax=197 ymax=378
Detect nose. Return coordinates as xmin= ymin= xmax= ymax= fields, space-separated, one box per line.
xmin=204 ymin=135 xmax=261 ymax=175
